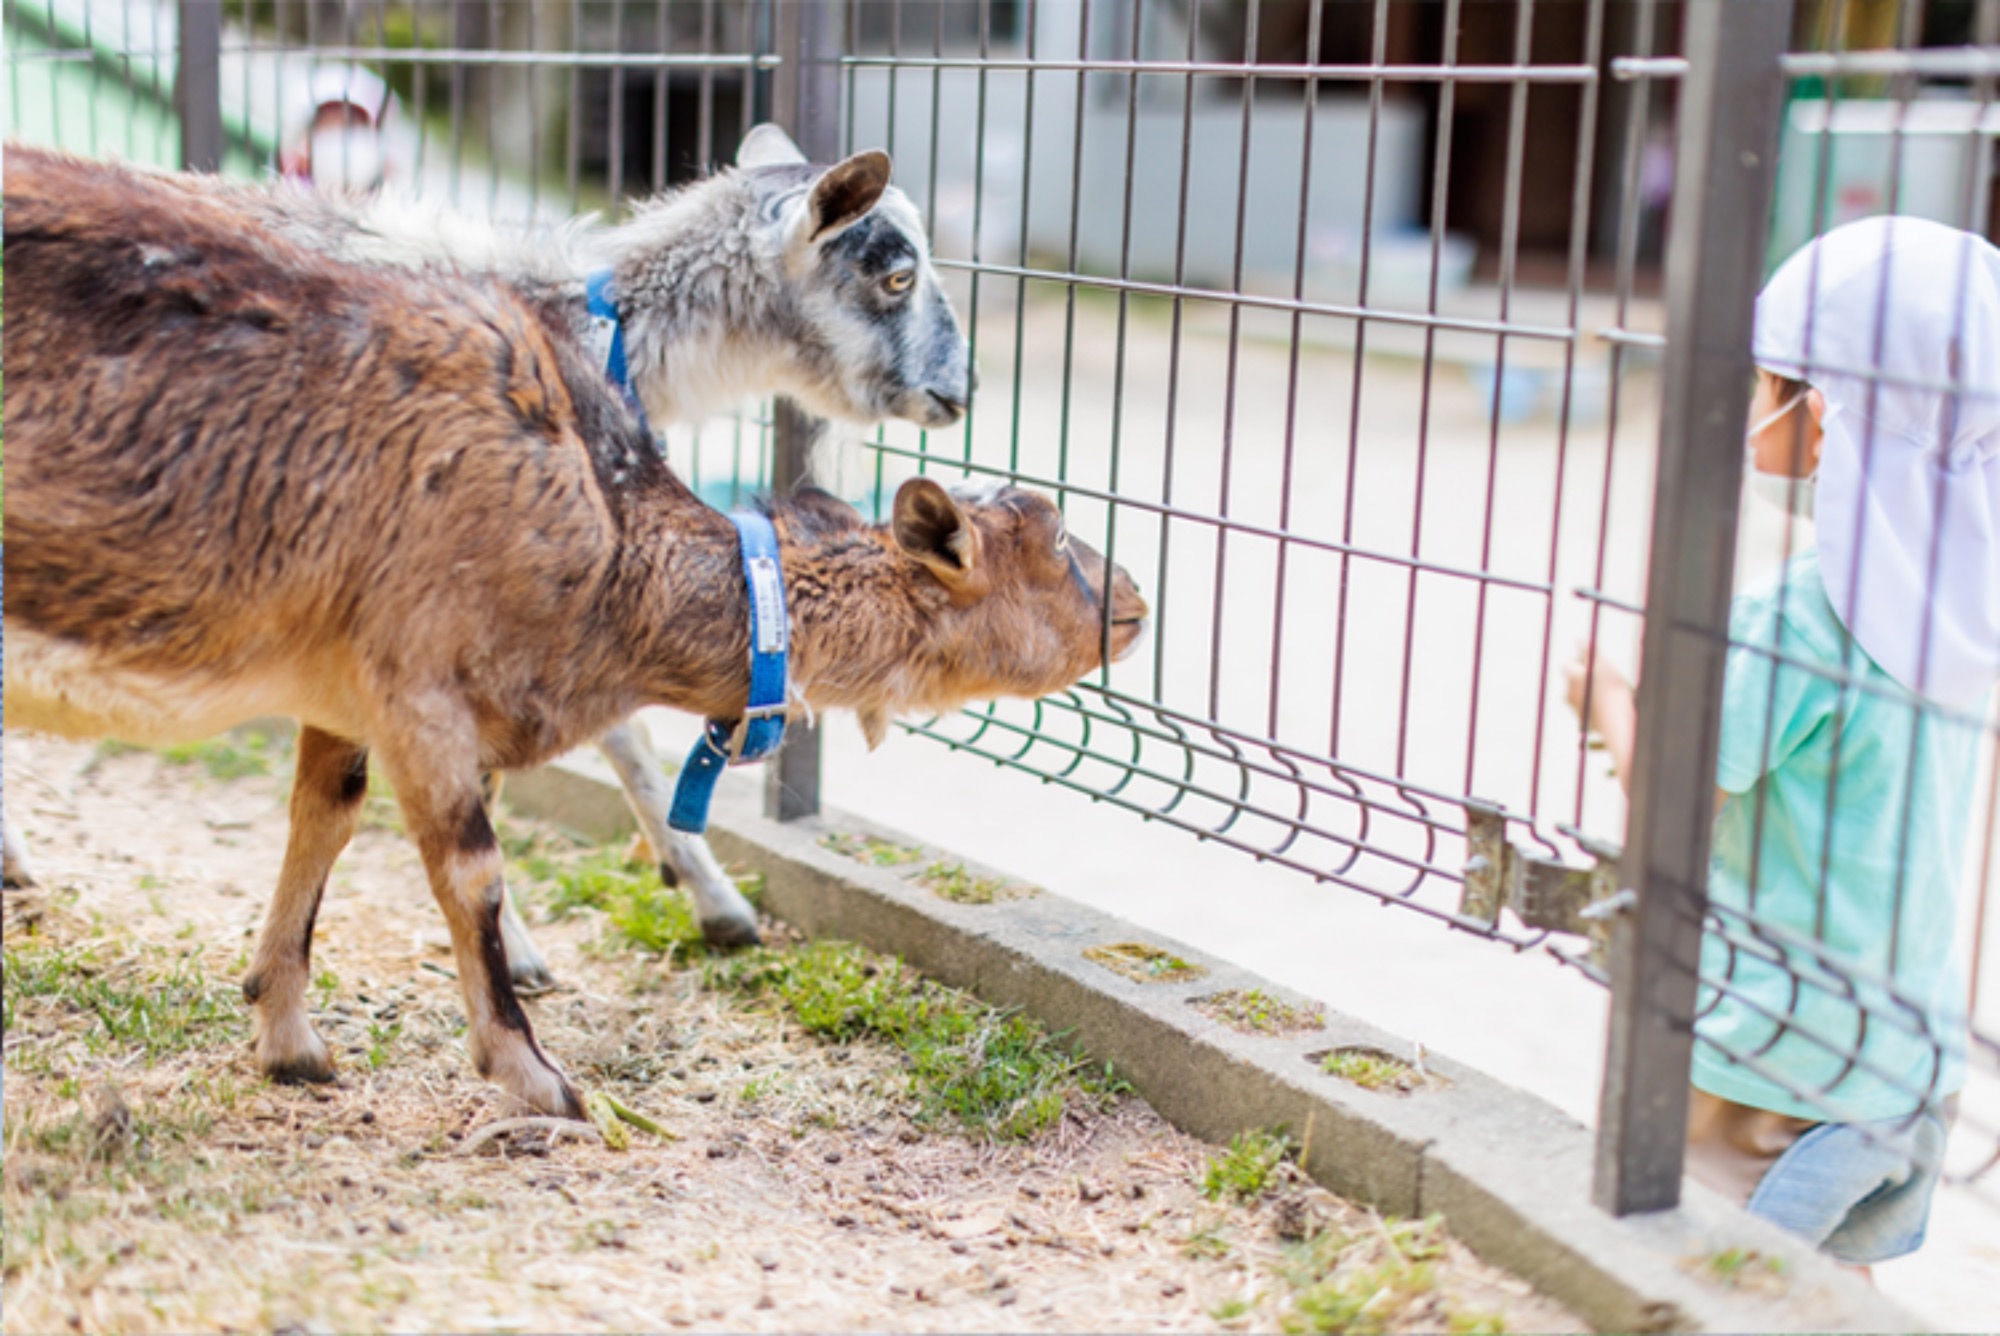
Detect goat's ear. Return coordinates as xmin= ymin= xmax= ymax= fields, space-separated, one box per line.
xmin=857 ymin=707 xmax=892 ymax=751
xmin=737 ymin=123 xmax=807 ymax=168
xmin=806 ymin=150 xmax=891 ymax=244
xmin=891 ymin=477 xmax=980 ymax=583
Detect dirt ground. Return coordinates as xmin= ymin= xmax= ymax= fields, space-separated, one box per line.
xmin=1 ymin=731 xmax=1584 ymax=1334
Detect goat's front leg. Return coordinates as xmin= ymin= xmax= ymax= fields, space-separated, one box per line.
xmin=597 ymin=720 xmax=760 ymax=947
xmin=245 ymin=726 xmax=369 ymax=1082
xmin=378 ymin=725 xmax=582 ymax=1118
xmin=3 ymin=808 xmax=35 ymax=888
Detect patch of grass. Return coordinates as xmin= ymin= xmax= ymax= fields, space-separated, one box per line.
xmin=1191 ymin=988 xmax=1326 ymax=1036
xmin=158 ymin=724 xmax=286 ymax=781
xmin=512 ymin=847 xmax=705 ymax=957
xmin=1201 ymin=1128 xmax=1293 ymax=1203
xmin=2 ymin=943 xmax=244 ymax=1060
xmin=1083 ymin=941 xmax=1207 ymax=984
xmin=1276 ymin=1217 xmax=1448 ymax=1335
xmin=820 ymin=831 xmax=924 ymax=867
xmin=709 ymin=940 xmax=1124 ymax=1141
xmin=912 ymin=860 xmax=1032 ymax=905
xmin=1285 ymin=1254 xmax=1438 ymax=1335
xmin=1318 ymin=1046 xmax=1424 ymax=1093
xmin=1697 ymin=1245 xmax=1788 ymax=1292
xmin=83 ymin=739 xmax=147 ymax=772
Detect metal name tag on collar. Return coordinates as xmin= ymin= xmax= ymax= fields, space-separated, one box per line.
xmin=666 ymin=510 xmax=791 ymax=834
xmin=584 ymin=268 xmax=648 ymax=431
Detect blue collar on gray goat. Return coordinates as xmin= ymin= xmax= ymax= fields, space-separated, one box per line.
xmin=667 ymin=510 xmax=790 ymax=834
xmin=584 ymin=268 xmax=649 ymax=435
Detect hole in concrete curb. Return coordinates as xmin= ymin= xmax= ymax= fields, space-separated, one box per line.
xmin=912 ymin=861 xmax=1038 ymax=905
xmin=1188 ymin=989 xmax=1325 ymax=1036
xmin=1083 ymin=942 xmax=1207 ymax=984
xmin=1307 ymin=1045 xmax=1447 ymax=1095
xmin=820 ymin=832 xmax=925 ymax=868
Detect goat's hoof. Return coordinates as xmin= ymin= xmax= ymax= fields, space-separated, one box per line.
xmin=509 ymin=959 xmax=559 ymax=994
xmin=257 ymin=1028 xmax=336 ymax=1084
xmin=2 ymin=861 xmax=36 ymax=890
xmin=256 ymin=1012 xmax=334 ymax=1088
xmin=700 ymin=915 xmax=761 ymax=950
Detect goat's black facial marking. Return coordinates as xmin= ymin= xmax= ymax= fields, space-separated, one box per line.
xmin=455 ymin=798 xmax=498 ymax=855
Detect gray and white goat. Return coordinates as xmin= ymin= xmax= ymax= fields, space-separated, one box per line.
xmin=4 ymin=125 xmax=974 ymax=975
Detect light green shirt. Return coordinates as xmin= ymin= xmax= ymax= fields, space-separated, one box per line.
xmin=1693 ymin=548 xmax=1973 ymax=1122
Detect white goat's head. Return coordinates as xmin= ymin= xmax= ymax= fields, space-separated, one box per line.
xmin=733 ymin=125 xmax=973 ymax=429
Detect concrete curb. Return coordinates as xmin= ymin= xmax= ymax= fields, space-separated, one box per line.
xmin=505 ymin=752 xmax=1918 ymax=1335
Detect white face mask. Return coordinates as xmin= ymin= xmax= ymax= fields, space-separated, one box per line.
xmin=1745 ymin=392 xmax=1815 ymax=520
xmin=308 ymin=127 xmax=384 ymax=194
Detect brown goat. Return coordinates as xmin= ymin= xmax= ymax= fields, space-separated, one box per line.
xmin=2 ymin=147 xmax=1147 ymax=1117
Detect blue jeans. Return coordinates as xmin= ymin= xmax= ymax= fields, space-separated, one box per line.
xmin=1745 ymin=1102 xmax=1954 ymax=1264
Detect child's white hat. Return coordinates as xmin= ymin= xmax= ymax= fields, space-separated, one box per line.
xmin=1753 ymin=215 xmax=2000 ymax=708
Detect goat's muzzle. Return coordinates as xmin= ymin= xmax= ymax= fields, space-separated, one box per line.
xmin=1106 ymin=583 xmax=1150 ymax=664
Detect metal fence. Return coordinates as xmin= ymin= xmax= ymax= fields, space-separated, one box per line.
xmin=5 ymin=0 xmax=1997 ymax=1217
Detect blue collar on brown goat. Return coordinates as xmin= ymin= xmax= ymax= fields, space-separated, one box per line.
xmin=666 ymin=510 xmax=791 ymax=834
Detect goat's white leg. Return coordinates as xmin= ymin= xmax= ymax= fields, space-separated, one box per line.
xmin=244 ymin=727 xmax=369 ymax=1083
xmin=377 ymin=720 xmax=582 ymax=1118
xmin=475 ymin=771 xmax=557 ymax=990
xmin=496 ymin=892 xmax=555 ymax=990
xmin=3 ymin=809 xmax=35 ymax=888
xmin=597 ymin=721 xmax=760 ymax=947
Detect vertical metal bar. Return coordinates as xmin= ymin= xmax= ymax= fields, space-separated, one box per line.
xmin=177 ymin=0 xmax=224 ymax=171
xmin=1593 ymin=0 xmax=1794 ymax=1217
xmin=764 ymin=0 xmax=846 ymax=824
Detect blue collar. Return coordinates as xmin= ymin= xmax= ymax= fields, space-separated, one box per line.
xmin=667 ymin=511 xmax=791 ymax=834
xmin=585 ymin=268 xmax=650 ymax=435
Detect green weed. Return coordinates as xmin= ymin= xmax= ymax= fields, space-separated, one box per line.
xmin=913 ymin=861 xmax=1025 ymax=905
xmin=1319 ymin=1047 xmax=1420 ymax=1093
xmin=365 ymin=1020 xmax=402 ymax=1070
xmin=1192 ymin=988 xmax=1325 ymax=1036
xmin=820 ymin=831 xmax=924 ymax=867
xmin=1200 ymin=1128 xmax=1293 ymax=1203
xmin=1084 ymin=941 xmax=1207 ymax=984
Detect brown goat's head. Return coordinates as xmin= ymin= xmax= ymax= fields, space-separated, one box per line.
xmin=864 ymin=477 xmax=1148 ymax=743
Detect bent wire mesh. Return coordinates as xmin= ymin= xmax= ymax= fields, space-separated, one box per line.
xmin=827 ymin=0 xmax=1658 ymax=989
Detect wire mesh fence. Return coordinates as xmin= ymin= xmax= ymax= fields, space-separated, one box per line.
xmin=3 ymin=0 xmax=1997 ymax=1215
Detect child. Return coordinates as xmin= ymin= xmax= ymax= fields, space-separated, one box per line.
xmin=1567 ymin=215 xmax=2000 ymax=1266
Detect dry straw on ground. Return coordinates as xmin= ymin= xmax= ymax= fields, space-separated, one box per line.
xmin=2 ymin=732 xmax=1582 ymax=1334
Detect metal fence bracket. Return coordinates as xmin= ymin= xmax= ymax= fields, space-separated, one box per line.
xmin=1460 ymin=804 xmax=1623 ymax=967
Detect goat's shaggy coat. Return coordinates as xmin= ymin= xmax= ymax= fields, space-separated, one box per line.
xmin=2 ymin=148 xmax=1146 ymax=1117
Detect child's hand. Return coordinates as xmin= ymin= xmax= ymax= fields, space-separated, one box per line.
xmin=1564 ymin=642 xmax=1631 ymax=724
xmin=1564 ymin=641 xmax=1639 ymax=796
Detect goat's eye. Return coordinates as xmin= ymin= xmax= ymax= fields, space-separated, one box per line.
xmin=884 ymin=269 xmax=915 ymax=296
xmin=1053 ymin=531 xmax=1071 ymax=557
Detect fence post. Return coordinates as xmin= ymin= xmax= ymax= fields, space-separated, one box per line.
xmin=762 ymin=0 xmax=845 ymax=823
xmin=176 ymin=0 xmax=224 ymax=172
xmin=1592 ymin=0 xmax=1793 ymax=1216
